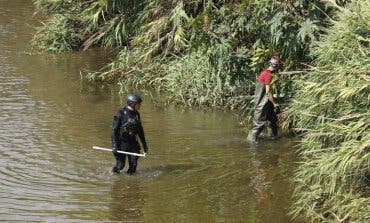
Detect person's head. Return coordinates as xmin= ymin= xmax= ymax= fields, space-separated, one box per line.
xmin=268 ymin=57 xmax=281 ymax=72
xmin=126 ymin=93 xmax=142 ymax=110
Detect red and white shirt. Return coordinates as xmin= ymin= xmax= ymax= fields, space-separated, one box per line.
xmin=257 ymin=70 xmax=272 ymax=85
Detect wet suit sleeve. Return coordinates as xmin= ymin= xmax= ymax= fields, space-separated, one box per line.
xmin=137 ymin=113 xmax=148 ymax=153
xmin=111 ymin=109 xmax=123 ymax=150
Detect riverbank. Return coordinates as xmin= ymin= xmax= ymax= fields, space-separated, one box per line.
xmin=31 ymin=0 xmax=325 ymax=113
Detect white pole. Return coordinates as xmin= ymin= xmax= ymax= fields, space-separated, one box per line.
xmin=92 ymin=146 xmax=146 ymax=157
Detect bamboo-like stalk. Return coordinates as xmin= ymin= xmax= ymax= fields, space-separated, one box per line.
xmin=290 ymin=0 xmax=370 ymax=221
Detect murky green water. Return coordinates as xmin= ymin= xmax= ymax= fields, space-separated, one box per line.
xmin=0 ymin=1 xmax=301 ymax=222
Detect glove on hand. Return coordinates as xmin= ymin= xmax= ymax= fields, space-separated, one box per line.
xmin=274 ymin=106 xmax=281 ymax=114
xmin=144 ymin=145 xmax=149 ymax=154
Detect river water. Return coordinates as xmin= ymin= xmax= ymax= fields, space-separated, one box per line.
xmin=0 ymin=1 xmax=300 ymax=222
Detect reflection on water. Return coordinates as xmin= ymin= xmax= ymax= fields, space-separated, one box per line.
xmin=0 ymin=0 xmax=301 ymax=222
xmin=110 ymin=177 xmax=146 ymax=221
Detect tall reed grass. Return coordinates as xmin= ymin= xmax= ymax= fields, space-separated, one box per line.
xmin=290 ymin=1 xmax=370 ymax=221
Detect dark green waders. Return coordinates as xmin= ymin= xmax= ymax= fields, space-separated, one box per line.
xmin=247 ymin=82 xmax=278 ymax=142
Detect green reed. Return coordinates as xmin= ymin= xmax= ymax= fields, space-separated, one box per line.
xmin=290 ymin=1 xmax=370 ymax=221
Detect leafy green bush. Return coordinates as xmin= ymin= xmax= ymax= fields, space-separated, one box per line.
xmin=82 ymin=0 xmax=143 ymax=49
xmin=33 ymin=0 xmax=78 ymax=14
xmin=290 ymin=1 xmax=370 ymax=221
xmin=33 ymin=0 xmax=353 ymax=112
xmin=162 ymin=50 xmax=228 ymax=106
xmin=31 ymin=14 xmax=83 ymax=53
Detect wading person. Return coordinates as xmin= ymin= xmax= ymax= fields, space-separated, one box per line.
xmin=111 ymin=93 xmax=149 ymax=174
xmin=247 ymin=56 xmax=282 ymax=142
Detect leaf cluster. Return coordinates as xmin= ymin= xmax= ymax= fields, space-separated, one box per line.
xmin=290 ymin=1 xmax=370 ymax=221
xmin=31 ymin=13 xmax=84 ymax=53
xmin=31 ymin=0 xmax=89 ymax=52
xmin=32 ymin=0 xmax=354 ymax=114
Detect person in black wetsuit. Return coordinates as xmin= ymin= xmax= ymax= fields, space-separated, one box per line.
xmin=247 ymin=56 xmax=282 ymax=142
xmin=111 ymin=93 xmax=149 ymax=174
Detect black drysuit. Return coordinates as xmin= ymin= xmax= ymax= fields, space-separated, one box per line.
xmin=250 ymin=82 xmax=278 ymax=139
xmin=111 ymin=106 xmax=148 ymax=174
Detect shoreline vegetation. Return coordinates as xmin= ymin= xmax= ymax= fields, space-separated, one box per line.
xmin=31 ymin=0 xmax=369 ymax=222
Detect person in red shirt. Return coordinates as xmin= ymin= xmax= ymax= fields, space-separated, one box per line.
xmin=247 ymin=57 xmax=282 ymax=142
